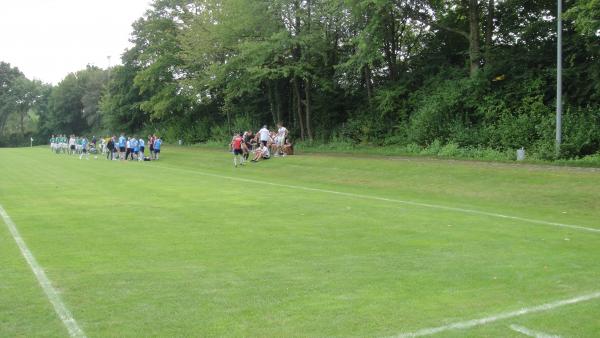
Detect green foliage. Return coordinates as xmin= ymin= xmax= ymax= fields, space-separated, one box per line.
xmin=3 ymin=0 xmax=600 ymax=162
xmin=565 ymin=0 xmax=600 ymax=36
xmin=38 ymin=66 xmax=109 ymax=138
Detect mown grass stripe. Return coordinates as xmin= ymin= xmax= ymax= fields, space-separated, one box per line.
xmin=0 ymin=204 xmax=86 ymax=338
xmin=151 ymin=163 xmax=600 ymax=234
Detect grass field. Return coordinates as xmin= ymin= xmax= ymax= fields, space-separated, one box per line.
xmin=1 ymin=146 xmax=599 ymax=337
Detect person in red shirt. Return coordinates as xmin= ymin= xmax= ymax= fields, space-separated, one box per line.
xmin=230 ymin=132 xmax=245 ymax=167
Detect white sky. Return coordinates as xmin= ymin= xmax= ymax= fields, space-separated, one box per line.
xmin=0 ymin=0 xmax=151 ymax=85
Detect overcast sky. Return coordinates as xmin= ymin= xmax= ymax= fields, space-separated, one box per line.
xmin=0 ymin=0 xmax=151 ymax=84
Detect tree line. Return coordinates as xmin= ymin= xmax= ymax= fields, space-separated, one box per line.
xmin=1 ymin=0 xmax=599 ymax=159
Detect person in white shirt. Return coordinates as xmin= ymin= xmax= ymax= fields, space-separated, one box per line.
xmin=68 ymin=136 xmax=76 ymax=155
xmin=276 ymin=122 xmax=288 ymax=156
xmin=251 ymin=144 xmax=270 ymax=162
xmin=258 ymin=125 xmax=270 ymax=147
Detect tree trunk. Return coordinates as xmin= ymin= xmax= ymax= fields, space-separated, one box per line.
xmin=275 ymin=80 xmax=282 ymax=123
xmin=304 ymin=77 xmax=312 ymax=141
xmin=20 ymin=111 xmax=25 ymax=137
xmin=293 ymin=77 xmax=305 ymax=141
xmin=468 ymin=0 xmax=481 ymax=77
xmin=226 ymin=107 xmax=232 ymax=136
xmin=364 ymin=65 xmax=373 ymax=103
xmin=484 ymin=0 xmax=494 ymax=68
xmin=268 ymin=82 xmax=277 ymax=125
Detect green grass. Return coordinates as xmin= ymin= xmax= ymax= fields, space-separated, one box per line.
xmin=1 ymin=146 xmax=599 ymax=337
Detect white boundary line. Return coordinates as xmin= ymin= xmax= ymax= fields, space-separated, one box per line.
xmin=0 ymin=204 xmax=86 ymax=338
xmin=509 ymin=324 xmax=561 ymax=338
xmin=151 ymin=164 xmax=600 ymax=234
xmin=392 ymin=291 xmax=600 ymax=337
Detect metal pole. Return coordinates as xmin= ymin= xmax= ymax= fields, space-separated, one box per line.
xmin=556 ymin=0 xmax=562 ymax=157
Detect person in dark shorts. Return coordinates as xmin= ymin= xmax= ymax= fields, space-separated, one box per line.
xmin=118 ymin=133 xmax=126 ymax=160
xmin=153 ymin=136 xmax=162 ymax=160
xmin=231 ymin=133 xmax=244 ymax=167
xmin=125 ymin=137 xmax=133 ymax=160
xmin=148 ymin=134 xmax=154 ymax=159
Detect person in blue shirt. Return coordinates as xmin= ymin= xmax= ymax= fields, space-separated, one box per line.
xmin=154 ymin=137 xmax=162 ymax=160
xmin=79 ymin=137 xmax=89 ymax=160
xmin=118 ymin=133 xmax=126 ymax=160
xmin=132 ymin=137 xmax=139 ymax=160
xmin=138 ymin=138 xmax=145 ymax=161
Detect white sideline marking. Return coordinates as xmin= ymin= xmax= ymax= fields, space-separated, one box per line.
xmin=152 ymin=164 xmax=600 ymax=234
xmin=509 ymin=324 xmax=561 ymax=338
xmin=0 ymin=204 xmax=86 ymax=338
xmin=392 ymin=291 xmax=600 ymax=337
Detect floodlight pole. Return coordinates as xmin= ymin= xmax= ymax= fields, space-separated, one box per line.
xmin=556 ymin=0 xmax=563 ymax=157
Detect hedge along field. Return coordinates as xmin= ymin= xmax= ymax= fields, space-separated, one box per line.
xmin=1 ymin=146 xmax=599 ymax=337
xmin=3 ymin=1 xmax=600 ymax=163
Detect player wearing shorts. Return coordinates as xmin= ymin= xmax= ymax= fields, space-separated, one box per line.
xmin=138 ymin=138 xmax=145 ymax=161
xmin=153 ymin=137 xmax=162 ymax=160
xmin=251 ymin=144 xmax=270 ymax=162
xmin=276 ymin=123 xmax=288 ymax=156
xmin=148 ymin=134 xmax=155 ymax=159
xmin=258 ymin=125 xmax=270 ymax=147
xmin=231 ymin=133 xmax=244 ymax=167
xmin=131 ymin=137 xmax=139 ymax=160
xmin=118 ymin=134 xmax=126 ymax=160
xmin=79 ymin=137 xmax=89 ymax=160
xmin=69 ymin=135 xmax=76 ymax=155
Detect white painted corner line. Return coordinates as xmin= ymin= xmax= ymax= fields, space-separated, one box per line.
xmin=0 ymin=204 xmax=86 ymax=338
xmin=509 ymin=324 xmax=561 ymax=338
xmin=152 ymin=164 xmax=600 ymax=234
xmin=392 ymin=291 xmax=600 ymax=337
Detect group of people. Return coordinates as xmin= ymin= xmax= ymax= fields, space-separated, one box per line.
xmin=50 ymin=134 xmax=97 ymax=159
xmin=50 ymin=134 xmax=163 ymax=161
xmin=230 ymin=123 xmax=294 ymax=167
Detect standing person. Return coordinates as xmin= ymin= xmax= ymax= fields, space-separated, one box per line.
xmin=230 ymin=132 xmax=245 ymax=167
xmin=153 ymin=136 xmax=162 ymax=160
xmin=148 ymin=134 xmax=155 ymax=159
xmin=106 ymin=136 xmax=115 ymax=160
xmin=138 ymin=137 xmax=145 ymax=161
xmin=118 ymin=133 xmax=126 ymax=160
xmin=276 ymin=122 xmax=288 ymax=156
xmin=258 ymin=125 xmax=270 ymax=147
xmin=132 ymin=137 xmax=139 ymax=160
xmin=69 ymin=135 xmax=76 ymax=155
xmin=125 ymin=137 xmax=132 ymax=160
xmin=242 ymin=130 xmax=253 ymax=161
xmin=99 ymin=137 xmax=106 ymax=155
xmin=50 ymin=135 xmax=56 ymax=152
xmin=79 ymin=137 xmax=89 ymax=160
